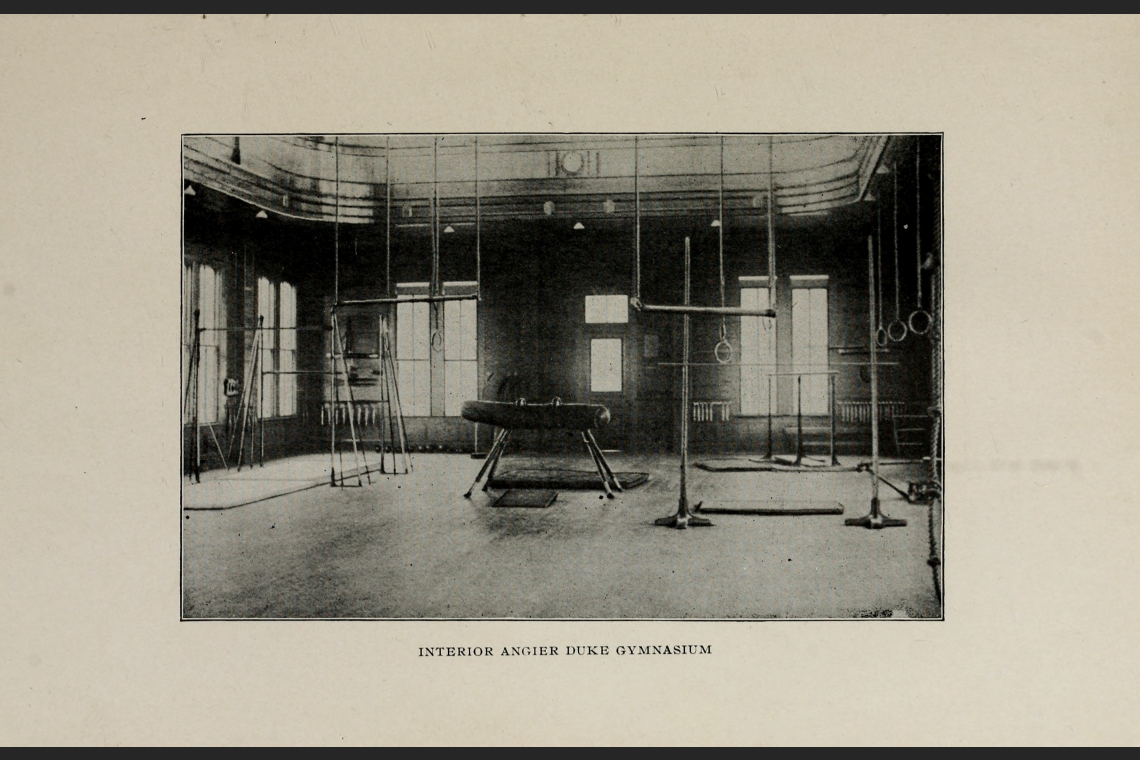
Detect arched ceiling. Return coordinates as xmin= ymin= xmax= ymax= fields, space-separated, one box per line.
xmin=183 ymin=134 xmax=890 ymax=227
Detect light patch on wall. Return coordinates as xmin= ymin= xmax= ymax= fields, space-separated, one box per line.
xmin=590 ymin=338 xmax=623 ymax=393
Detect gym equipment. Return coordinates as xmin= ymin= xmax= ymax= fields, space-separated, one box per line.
xmin=230 ymin=316 xmax=265 ymax=472
xmin=650 ymin=237 xmax=712 ymax=528
xmin=492 ymin=489 xmax=559 ymax=509
xmin=713 ymin=136 xmax=733 ymax=365
xmin=329 ymin=309 xmax=370 ymax=486
xmin=461 ymin=399 xmax=621 ymax=498
xmin=908 ymin=139 xmax=932 ymax=336
xmin=488 ymin=469 xmax=648 ymax=491
xmin=335 ymin=136 xmax=480 ymax=308
xmin=693 ymin=501 xmax=844 ymax=516
xmin=846 ymin=235 xmax=906 ymax=530
xmin=886 ymin=163 xmax=908 ymax=343
xmin=875 ymin=200 xmax=888 ymax=347
xmin=639 ymin=234 xmax=778 ymax=529
xmin=460 ymin=399 xmax=611 ymax=431
xmin=182 ymin=308 xmax=228 ymax=481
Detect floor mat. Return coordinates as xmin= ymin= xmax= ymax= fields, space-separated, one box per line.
xmin=492 ymin=489 xmax=559 ymax=508
xmin=694 ymin=500 xmax=845 ymax=515
xmin=488 ymin=469 xmax=649 ymax=490
xmin=695 ymin=458 xmax=857 ymax=473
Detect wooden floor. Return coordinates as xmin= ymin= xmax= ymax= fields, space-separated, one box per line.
xmin=182 ymin=452 xmax=943 ymax=619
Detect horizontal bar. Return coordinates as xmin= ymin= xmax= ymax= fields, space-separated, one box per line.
xmin=653 ymin=362 xmax=899 ymax=368
xmin=631 ymin=298 xmax=775 ymax=318
xmin=195 ymin=326 xmax=328 ymax=332
xmin=335 ymin=294 xmax=478 ymax=307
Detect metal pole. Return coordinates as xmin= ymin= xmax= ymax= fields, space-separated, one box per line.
xmin=655 ymin=236 xmax=712 ymax=528
xmin=680 ymin=239 xmax=692 ymax=510
xmin=794 ymin=374 xmax=803 ymax=466
xmin=766 ymin=374 xmax=773 ymax=459
xmin=846 ymin=234 xmax=906 ymax=528
xmin=330 ymin=309 xmax=338 ymax=486
xmin=829 ymin=373 xmax=839 ymax=466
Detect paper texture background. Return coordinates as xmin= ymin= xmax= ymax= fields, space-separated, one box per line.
xmin=1 ymin=14 xmax=1138 ymax=745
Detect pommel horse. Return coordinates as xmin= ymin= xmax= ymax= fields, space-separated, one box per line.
xmin=461 ymin=398 xmax=622 ymax=499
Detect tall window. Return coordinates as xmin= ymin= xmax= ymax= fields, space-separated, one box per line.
xmin=791 ymin=275 xmax=829 ymax=415
xmin=396 ymin=281 xmax=479 ymax=417
xmin=279 ymin=282 xmax=297 ymax=416
xmin=590 ymin=338 xmax=623 ymax=393
xmin=396 ymin=283 xmax=432 ymax=416
xmin=443 ymin=281 xmax=478 ymax=416
xmin=183 ymin=262 xmax=225 ymax=424
xmin=739 ymin=277 xmax=775 ymax=415
xmin=585 ymin=295 xmax=627 ymax=394
xmin=257 ymin=276 xmax=297 ymax=418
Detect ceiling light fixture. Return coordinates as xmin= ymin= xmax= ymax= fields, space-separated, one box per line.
xmin=256 ymin=210 xmax=268 ymax=219
xmin=183 ymin=184 xmax=196 ymax=196
xmin=573 ymin=222 xmax=585 ymax=230
xmin=443 ymin=225 xmax=455 ymax=234
xmin=710 ymin=219 xmax=721 ymax=228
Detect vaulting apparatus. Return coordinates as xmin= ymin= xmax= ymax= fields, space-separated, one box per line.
xmin=460 ymin=399 xmax=621 ymax=499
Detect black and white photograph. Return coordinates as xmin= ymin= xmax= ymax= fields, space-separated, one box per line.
xmin=181 ymin=132 xmax=944 ymax=620
xmin=4 ymin=14 xmax=1139 ymax=745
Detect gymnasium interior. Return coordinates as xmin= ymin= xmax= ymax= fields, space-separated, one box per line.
xmin=181 ymin=133 xmax=944 ymax=620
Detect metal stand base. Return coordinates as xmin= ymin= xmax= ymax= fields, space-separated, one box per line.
xmin=844 ymin=498 xmax=907 ymax=529
xmin=656 ymin=500 xmax=713 ymax=529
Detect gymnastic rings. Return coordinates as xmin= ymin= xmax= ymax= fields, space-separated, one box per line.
xmin=430 ymin=330 xmax=444 ymax=352
xmin=887 ymin=319 xmax=909 ymax=343
xmin=875 ymin=326 xmax=889 ymax=348
xmin=714 ymin=338 xmax=734 ymax=365
xmin=908 ymin=309 xmax=933 ymax=336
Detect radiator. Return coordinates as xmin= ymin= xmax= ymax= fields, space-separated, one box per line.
xmin=837 ymin=401 xmax=907 ymax=424
xmin=320 ymin=401 xmax=391 ymax=427
xmin=692 ymin=400 xmax=732 ymax=423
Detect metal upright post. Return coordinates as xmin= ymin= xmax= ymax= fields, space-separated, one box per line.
xmin=656 ymin=237 xmax=712 ymax=529
xmin=847 ymin=235 xmax=906 ymax=529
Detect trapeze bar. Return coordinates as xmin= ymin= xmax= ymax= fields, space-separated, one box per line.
xmin=335 ymin=293 xmax=479 ymax=307
xmin=630 ymin=298 xmax=775 ymax=318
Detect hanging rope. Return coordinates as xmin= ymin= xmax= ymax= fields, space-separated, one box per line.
xmin=909 ymin=138 xmax=932 ymax=335
xmin=430 ymin=136 xmax=443 ymax=351
xmin=714 ymin=135 xmax=733 ymax=365
xmin=767 ymin=135 xmax=777 ymax=313
xmin=633 ymin=135 xmax=641 ymax=302
xmin=876 ymin=197 xmax=887 ymax=347
xmin=334 ymin=136 xmax=340 ymax=306
xmin=887 ymin=160 xmax=908 ymax=342
xmin=475 ymin=135 xmax=481 ymax=300
xmin=385 ymin=136 xmax=391 ymax=298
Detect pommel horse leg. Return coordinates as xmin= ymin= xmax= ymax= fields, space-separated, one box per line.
xmin=585 ymin=429 xmax=622 ymax=493
xmin=463 ymin=427 xmax=508 ymax=498
xmin=581 ymin=432 xmax=615 ymax=499
xmin=481 ymin=429 xmax=510 ymax=493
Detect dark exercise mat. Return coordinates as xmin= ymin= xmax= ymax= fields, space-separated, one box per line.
xmin=492 ymin=489 xmax=559 ymax=508
xmin=488 ymin=469 xmax=649 ymax=490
